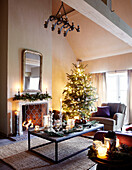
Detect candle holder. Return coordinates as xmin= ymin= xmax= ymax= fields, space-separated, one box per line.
xmin=35 ymin=125 xmax=39 ymax=131
xmin=97 ymin=144 xmax=107 ymax=158
xmin=104 ymin=131 xmax=116 ymax=151
xmin=15 ymin=111 xmax=19 ymax=136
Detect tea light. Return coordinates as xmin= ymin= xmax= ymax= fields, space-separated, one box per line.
xmin=35 ymin=125 xmax=39 ymax=131
xmin=97 ymin=144 xmax=107 ymax=158
xmin=93 ymin=140 xmax=102 ymax=149
xmin=66 ymin=125 xmax=70 ymax=132
xmin=67 ymin=119 xmax=75 ymax=129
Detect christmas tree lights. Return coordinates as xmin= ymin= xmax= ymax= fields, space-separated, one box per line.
xmin=62 ymin=62 xmax=98 ymax=119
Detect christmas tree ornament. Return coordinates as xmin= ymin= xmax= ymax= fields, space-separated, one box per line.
xmin=62 ymin=62 xmax=98 ymax=119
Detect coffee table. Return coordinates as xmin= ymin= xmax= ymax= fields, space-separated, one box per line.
xmin=28 ymin=124 xmax=104 ymax=163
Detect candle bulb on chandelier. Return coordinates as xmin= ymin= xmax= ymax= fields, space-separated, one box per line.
xmin=58 ymin=26 xmax=61 ymax=34
xmin=51 ymin=23 xmax=55 ymax=31
xmin=44 ymin=20 xmax=48 ymax=28
xmin=64 ymin=29 xmax=66 ymax=37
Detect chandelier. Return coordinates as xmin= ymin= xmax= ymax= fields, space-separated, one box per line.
xmin=44 ymin=2 xmax=80 ymax=37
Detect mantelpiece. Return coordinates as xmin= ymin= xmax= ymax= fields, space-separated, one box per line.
xmin=14 ymin=100 xmax=49 ymax=135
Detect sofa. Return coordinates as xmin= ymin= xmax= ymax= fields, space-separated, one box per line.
xmin=89 ymin=103 xmax=126 ymax=131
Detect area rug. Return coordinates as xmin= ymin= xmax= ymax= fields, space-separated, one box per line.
xmin=0 ymin=137 xmax=95 ymax=170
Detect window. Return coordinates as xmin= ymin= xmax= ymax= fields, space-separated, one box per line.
xmin=106 ymin=71 xmax=128 ymax=105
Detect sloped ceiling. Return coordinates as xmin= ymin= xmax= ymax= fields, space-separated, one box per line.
xmin=52 ymin=0 xmax=132 ymax=61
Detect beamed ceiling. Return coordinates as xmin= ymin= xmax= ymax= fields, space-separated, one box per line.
xmin=52 ymin=0 xmax=132 ymax=61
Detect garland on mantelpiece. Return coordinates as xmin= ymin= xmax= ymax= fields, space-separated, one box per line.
xmin=13 ymin=92 xmax=52 ymax=102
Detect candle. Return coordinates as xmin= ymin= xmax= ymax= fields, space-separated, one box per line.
xmin=60 ymin=98 xmax=62 ymax=126
xmin=60 ymin=98 xmax=62 ymax=113
xmin=93 ymin=140 xmax=102 ymax=149
xmin=74 ymin=116 xmax=80 ymax=120
xmin=104 ymin=137 xmax=110 ymax=150
xmin=35 ymin=125 xmax=39 ymax=131
xmin=67 ymin=119 xmax=75 ymax=129
xmin=97 ymin=144 xmax=107 ymax=158
xmin=15 ymin=111 xmax=19 ymax=116
xmin=66 ymin=125 xmax=70 ymax=132
xmin=46 ymin=88 xmax=47 ymax=94
xmin=49 ymin=108 xmax=52 ymax=113
xmin=116 ymin=138 xmax=120 ymax=148
xmin=43 ymin=115 xmax=50 ymax=128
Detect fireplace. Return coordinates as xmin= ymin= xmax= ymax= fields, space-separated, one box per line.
xmin=22 ymin=103 xmax=47 ymax=131
xmin=14 ymin=100 xmax=48 ymax=135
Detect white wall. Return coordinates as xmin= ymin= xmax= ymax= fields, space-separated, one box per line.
xmin=0 ymin=0 xmax=8 ymax=135
xmin=83 ymin=53 xmax=132 ymax=73
xmin=7 ymin=0 xmax=52 ymax=135
xmin=52 ymin=32 xmax=76 ymax=110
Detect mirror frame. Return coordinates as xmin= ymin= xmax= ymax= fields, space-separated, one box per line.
xmin=22 ymin=49 xmax=43 ymax=93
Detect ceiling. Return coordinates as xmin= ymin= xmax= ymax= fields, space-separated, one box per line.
xmin=52 ymin=0 xmax=132 ymax=61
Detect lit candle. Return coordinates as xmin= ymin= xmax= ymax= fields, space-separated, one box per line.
xmin=15 ymin=111 xmax=19 ymax=116
xmin=97 ymin=144 xmax=107 ymax=158
xmin=60 ymin=98 xmax=62 ymax=126
xmin=46 ymin=88 xmax=47 ymax=94
xmin=35 ymin=125 xmax=39 ymax=131
xmin=93 ymin=140 xmax=102 ymax=149
xmin=106 ymin=141 xmax=110 ymax=149
xmin=104 ymin=137 xmax=110 ymax=150
xmin=74 ymin=116 xmax=80 ymax=120
xmin=67 ymin=119 xmax=75 ymax=129
xmin=49 ymin=108 xmax=52 ymax=113
xmin=66 ymin=125 xmax=70 ymax=132
xmin=116 ymin=138 xmax=120 ymax=148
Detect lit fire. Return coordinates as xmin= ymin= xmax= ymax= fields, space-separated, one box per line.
xmin=22 ymin=119 xmax=34 ymax=130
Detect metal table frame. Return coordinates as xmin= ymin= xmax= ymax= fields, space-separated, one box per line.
xmin=28 ymin=124 xmax=104 ymax=163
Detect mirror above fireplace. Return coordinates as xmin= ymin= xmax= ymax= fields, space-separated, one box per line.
xmin=22 ymin=49 xmax=42 ymax=92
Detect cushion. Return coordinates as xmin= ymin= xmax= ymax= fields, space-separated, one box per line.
xmin=96 ymin=106 xmax=110 ymax=117
xmin=108 ymin=103 xmax=120 ymax=117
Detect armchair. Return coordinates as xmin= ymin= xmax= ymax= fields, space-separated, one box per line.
xmin=89 ymin=103 xmax=126 ymax=131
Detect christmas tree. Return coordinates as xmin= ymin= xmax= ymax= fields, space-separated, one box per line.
xmin=62 ymin=62 xmax=97 ymax=119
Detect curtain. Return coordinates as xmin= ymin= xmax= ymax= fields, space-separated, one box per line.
xmin=127 ymin=70 xmax=132 ymax=124
xmin=91 ymin=73 xmax=107 ymax=107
